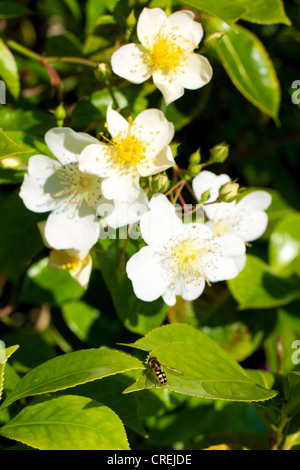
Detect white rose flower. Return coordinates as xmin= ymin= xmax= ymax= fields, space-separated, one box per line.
xmin=204 ymin=191 xmax=272 ymax=242
xmin=79 ymin=104 xmax=175 ymax=203
xmin=126 ymin=194 xmax=246 ymax=306
xmin=111 ymin=8 xmax=213 ymax=105
xmin=20 ymin=127 xmax=106 ymax=251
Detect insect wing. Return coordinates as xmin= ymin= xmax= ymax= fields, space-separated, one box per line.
xmin=161 ymin=363 xmax=183 ymax=376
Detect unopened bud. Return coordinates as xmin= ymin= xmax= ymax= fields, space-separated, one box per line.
xmin=151 ymin=172 xmax=170 ymax=193
xmin=219 ymin=182 xmax=239 ymax=202
xmin=53 ymin=102 xmax=66 ymax=127
xmin=209 ymin=142 xmax=229 ymax=163
xmin=189 ymin=148 xmax=201 ymax=165
xmin=198 ymin=188 xmax=211 ymax=204
xmin=94 ymin=62 xmax=111 ymax=82
xmin=126 ymin=9 xmax=136 ymax=29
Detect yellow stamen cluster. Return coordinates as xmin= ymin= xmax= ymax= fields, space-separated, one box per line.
xmin=112 ymin=132 xmax=148 ymax=167
xmin=172 ymin=239 xmax=200 ymax=281
xmin=146 ymin=31 xmax=193 ymax=73
xmin=55 ymin=250 xmax=88 ymax=274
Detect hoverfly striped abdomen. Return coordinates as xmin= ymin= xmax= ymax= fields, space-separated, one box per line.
xmin=148 ymin=356 xmax=167 ymax=386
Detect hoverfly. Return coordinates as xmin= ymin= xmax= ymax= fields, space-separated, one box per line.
xmin=147 ymin=355 xmax=183 ymax=387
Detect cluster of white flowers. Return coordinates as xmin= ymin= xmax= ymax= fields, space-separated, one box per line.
xmin=19 ymin=7 xmax=271 ymax=302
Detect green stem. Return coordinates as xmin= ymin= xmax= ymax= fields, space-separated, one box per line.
xmin=7 ymin=39 xmax=97 ymax=68
xmin=7 ymin=39 xmax=41 ymax=61
xmin=45 ymin=56 xmax=97 ymax=68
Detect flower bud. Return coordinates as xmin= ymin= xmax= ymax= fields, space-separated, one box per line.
xmin=218 ymin=182 xmax=239 ymax=202
xmin=151 ymin=172 xmax=170 ymax=193
xmin=94 ymin=62 xmax=111 ymax=82
xmin=53 ymin=103 xmax=66 ymax=127
xmin=209 ymin=142 xmax=229 ymax=163
xmin=198 ymin=188 xmax=211 ymax=204
xmin=189 ymin=148 xmax=201 ymax=165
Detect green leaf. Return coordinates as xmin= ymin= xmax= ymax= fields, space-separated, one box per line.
xmin=207 ymin=19 xmax=280 ymax=120
xmin=178 ymin=0 xmax=247 ymax=27
xmin=227 ymin=255 xmax=300 ymax=310
xmin=0 ymin=190 xmax=45 ymax=278
xmin=202 ymin=322 xmax=263 ymax=362
xmin=0 ymin=2 xmax=32 ymax=18
xmin=70 ymin=88 xmax=128 ymax=129
xmin=0 ymin=129 xmax=30 ymax=160
xmin=0 ymin=395 xmax=130 ymax=450
xmin=0 ymin=348 xmax=144 ymax=411
xmin=0 ymin=343 xmax=19 ymax=402
xmin=19 ymin=258 xmax=85 ymax=307
xmin=95 ymin=241 xmax=167 ymax=335
xmin=121 ymin=324 xmax=277 ymax=402
xmin=178 ymin=0 xmax=290 ymax=26
xmin=269 ymin=213 xmax=300 ymax=277
xmin=0 ymin=107 xmax=56 ymax=135
xmin=265 ymin=189 xmax=295 ymax=231
xmin=0 ymin=39 xmax=20 ymax=100
xmin=65 ymin=371 xmax=148 ymax=437
xmin=238 ymin=0 xmax=291 ymax=25
xmin=61 ymin=300 xmax=101 ymax=341
xmin=0 ymin=167 xmax=25 ymax=185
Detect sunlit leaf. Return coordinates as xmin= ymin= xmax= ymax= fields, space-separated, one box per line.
xmin=0 ymin=395 xmax=130 ymax=450
xmin=121 ymin=324 xmax=277 ymax=402
xmin=227 ymin=255 xmax=300 ymax=310
xmin=0 ymin=348 xmax=144 ymax=411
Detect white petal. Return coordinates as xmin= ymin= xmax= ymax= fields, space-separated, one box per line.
xmin=101 ymin=171 xmax=140 ymax=202
xmin=44 ymin=202 xmax=100 ymax=251
xmin=216 ymin=234 xmax=246 ymax=258
xmin=100 ymin=189 xmax=149 ymax=228
xmin=236 ymin=191 xmax=272 ymax=212
xmin=106 ymin=103 xmax=130 ymax=139
xmin=27 ymin=154 xmax=60 ymax=179
xmin=162 ymin=276 xmax=206 ymax=305
xmin=204 ymin=201 xmax=236 ymax=221
xmin=162 ymin=290 xmax=177 ymax=307
xmin=231 ymin=211 xmax=269 ymax=242
xmin=202 ymin=235 xmax=246 ymax=282
xmin=192 ymin=170 xmax=230 ymax=203
xmin=20 ymin=171 xmax=61 ymax=214
xmin=179 ymin=54 xmax=213 ymax=90
xmin=79 ymin=143 xmax=116 ymax=178
xmin=132 ymin=108 xmax=174 ymax=155
xmin=161 ymin=10 xmax=203 ymax=47
xmin=181 ymin=221 xmax=214 ymax=241
xmin=180 ymin=277 xmax=206 ymax=301
xmin=140 ymin=194 xmax=183 ymax=247
xmin=206 ymin=255 xmax=245 ymax=282
xmin=152 ymin=71 xmax=184 ymax=105
xmin=45 ymin=128 xmax=100 ymax=165
xmin=111 ymin=43 xmax=151 ymax=84
xmin=137 ymin=146 xmax=174 ymax=177
xmin=137 ymin=7 xmax=167 ymax=46
xmin=126 ymin=246 xmax=168 ymax=302
xmin=72 ymin=254 xmax=93 ymax=289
